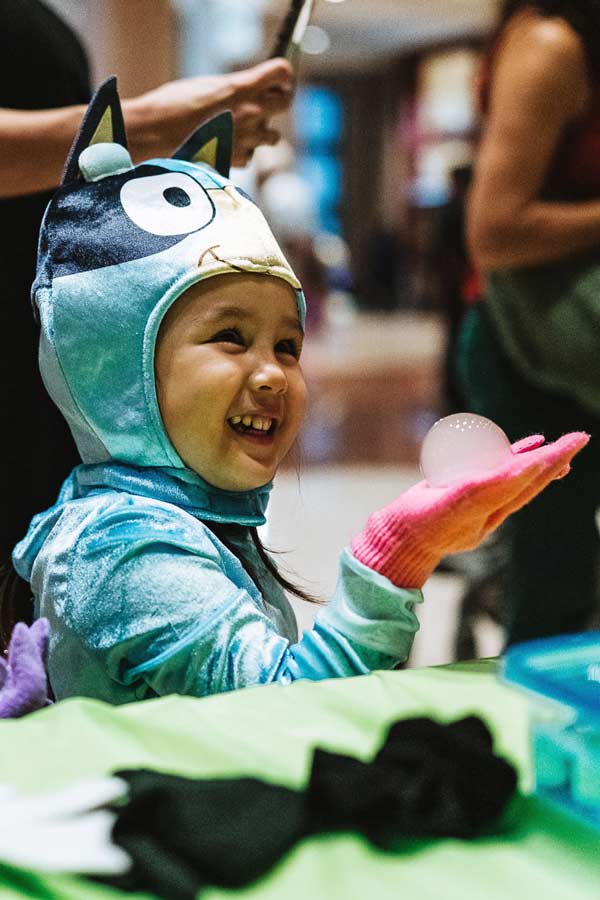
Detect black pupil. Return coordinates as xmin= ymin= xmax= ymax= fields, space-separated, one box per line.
xmin=163 ymin=186 xmax=191 ymax=207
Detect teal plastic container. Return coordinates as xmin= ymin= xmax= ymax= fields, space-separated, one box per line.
xmin=502 ymin=631 xmax=600 ymax=830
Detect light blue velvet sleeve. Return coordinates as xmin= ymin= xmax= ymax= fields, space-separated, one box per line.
xmin=314 ymin=548 xmax=423 ymax=666
xmin=54 ymin=499 xmax=422 ymax=699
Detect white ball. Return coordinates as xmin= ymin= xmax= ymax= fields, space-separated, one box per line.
xmin=420 ymin=413 xmax=512 ymax=487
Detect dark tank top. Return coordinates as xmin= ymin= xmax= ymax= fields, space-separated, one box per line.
xmin=550 ymin=91 xmax=600 ymax=199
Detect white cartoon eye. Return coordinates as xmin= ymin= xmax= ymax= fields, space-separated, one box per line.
xmin=120 ymin=173 xmax=213 ymax=236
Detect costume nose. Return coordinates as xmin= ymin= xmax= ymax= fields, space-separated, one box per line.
xmin=249 ymin=360 xmax=287 ymax=394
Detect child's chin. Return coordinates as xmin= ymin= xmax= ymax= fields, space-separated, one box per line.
xmin=232 ymin=464 xmax=278 ymax=492
xmin=192 ymin=461 xmax=278 ymax=493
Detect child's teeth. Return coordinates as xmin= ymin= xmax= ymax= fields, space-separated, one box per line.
xmin=230 ymin=415 xmax=273 ymax=431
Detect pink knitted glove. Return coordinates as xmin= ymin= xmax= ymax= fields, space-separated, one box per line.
xmin=351 ymin=432 xmax=589 ymax=589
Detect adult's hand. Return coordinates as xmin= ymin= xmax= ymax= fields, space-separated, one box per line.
xmin=219 ymin=59 xmax=295 ymax=166
xmin=125 ymin=58 xmax=294 ymax=167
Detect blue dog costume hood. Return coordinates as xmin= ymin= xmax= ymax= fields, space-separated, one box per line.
xmin=34 ymin=77 xmax=305 ymax=471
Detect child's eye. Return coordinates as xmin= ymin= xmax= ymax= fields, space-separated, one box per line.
xmin=210 ymin=328 xmax=245 ymax=346
xmin=276 ymin=339 xmax=301 ymax=359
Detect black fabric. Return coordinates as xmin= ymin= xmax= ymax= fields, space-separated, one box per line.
xmin=307 ymin=716 xmax=516 ymax=846
xmin=102 ymin=716 xmax=517 ymax=900
xmin=0 ymin=1 xmax=91 ymax=561
xmin=107 ymin=776 xmax=306 ymax=899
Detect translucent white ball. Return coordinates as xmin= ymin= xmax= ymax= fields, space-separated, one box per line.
xmin=420 ymin=413 xmax=512 ymax=487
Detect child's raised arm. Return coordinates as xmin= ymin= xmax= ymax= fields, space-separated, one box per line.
xmin=350 ymin=431 xmax=588 ymax=589
xmin=32 ymin=434 xmax=587 ymax=701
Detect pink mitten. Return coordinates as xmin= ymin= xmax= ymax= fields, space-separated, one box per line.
xmin=351 ymin=432 xmax=589 ymax=589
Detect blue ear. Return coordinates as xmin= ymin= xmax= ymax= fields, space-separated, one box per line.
xmin=173 ymin=111 xmax=233 ymax=177
xmin=62 ymin=76 xmax=128 ymax=186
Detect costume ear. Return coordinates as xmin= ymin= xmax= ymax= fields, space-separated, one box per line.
xmin=62 ymin=76 xmax=128 ymax=186
xmin=173 ymin=111 xmax=233 ymax=178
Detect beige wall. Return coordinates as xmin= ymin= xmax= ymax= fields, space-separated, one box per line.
xmin=49 ymin=0 xmax=179 ymax=96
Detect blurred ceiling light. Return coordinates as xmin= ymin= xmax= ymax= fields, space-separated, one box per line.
xmin=301 ymin=25 xmax=331 ymax=55
xmin=314 ymin=233 xmax=349 ymax=269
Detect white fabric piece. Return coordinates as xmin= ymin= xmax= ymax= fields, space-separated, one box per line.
xmin=0 ymin=777 xmax=130 ymax=874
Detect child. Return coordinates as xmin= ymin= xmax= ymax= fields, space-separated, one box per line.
xmin=8 ymin=79 xmax=587 ymax=703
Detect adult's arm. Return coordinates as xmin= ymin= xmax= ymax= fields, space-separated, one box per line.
xmin=0 ymin=59 xmax=293 ymax=198
xmin=468 ymin=14 xmax=600 ymax=271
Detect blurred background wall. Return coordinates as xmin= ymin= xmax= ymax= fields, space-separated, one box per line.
xmin=45 ymin=0 xmax=506 ymax=664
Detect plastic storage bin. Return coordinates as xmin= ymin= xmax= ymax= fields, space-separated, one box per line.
xmin=502 ymin=631 xmax=600 ymax=831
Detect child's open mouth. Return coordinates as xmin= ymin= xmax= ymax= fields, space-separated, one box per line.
xmin=228 ymin=415 xmax=277 ymax=441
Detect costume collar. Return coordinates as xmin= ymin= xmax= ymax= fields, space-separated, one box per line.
xmin=67 ymin=462 xmax=271 ymax=526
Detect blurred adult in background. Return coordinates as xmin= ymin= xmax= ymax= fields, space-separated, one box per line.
xmin=0 ymin=0 xmax=293 ymax=564
xmin=458 ymin=0 xmax=600 ymax=644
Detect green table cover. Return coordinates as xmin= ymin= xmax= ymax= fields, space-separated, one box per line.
xmin=0 ymin=661 xmax=598 ymax=899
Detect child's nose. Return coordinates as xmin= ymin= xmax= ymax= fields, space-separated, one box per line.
xmin=248 ymin=360 xmax=287 ymax=394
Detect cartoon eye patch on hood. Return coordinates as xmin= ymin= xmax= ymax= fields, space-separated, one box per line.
xmin=33 ymin=77 xmax=305 ymax=470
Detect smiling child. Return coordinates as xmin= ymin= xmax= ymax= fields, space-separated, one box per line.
xmin=5 ymin=79 xmax=587 ymax=703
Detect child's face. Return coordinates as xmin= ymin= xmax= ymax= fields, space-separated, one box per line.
xmin=155 ymin=273 xmax=307 ymax=491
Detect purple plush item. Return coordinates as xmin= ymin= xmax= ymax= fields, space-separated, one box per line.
xmin=0 ymin=619 xmax=51 ymax=718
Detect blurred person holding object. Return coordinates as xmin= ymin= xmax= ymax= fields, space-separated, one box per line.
xmin=0 ymin=0 xmax=293 ymax=568
xmin=458 ymin=0 xmax=600 ymax=645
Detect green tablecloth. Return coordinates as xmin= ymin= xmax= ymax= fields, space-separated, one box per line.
xmin=0 ymin=661 xmax=598 ymax=899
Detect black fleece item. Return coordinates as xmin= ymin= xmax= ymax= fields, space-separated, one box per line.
xmin=102 ymin=716 xmax=517 ymax=900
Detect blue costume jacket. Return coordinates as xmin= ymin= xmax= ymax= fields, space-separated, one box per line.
xmin=13 ymin=464 xmax=421 ymax=702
